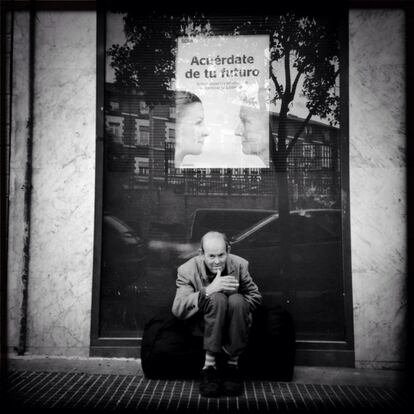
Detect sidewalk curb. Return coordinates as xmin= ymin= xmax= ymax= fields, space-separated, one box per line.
xmin=7 ymin=355 xmax=143 ymax=376
xmin=6 ymin=355 xmax=407 ymax=388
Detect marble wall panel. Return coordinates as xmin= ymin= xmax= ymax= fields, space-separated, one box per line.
xmin=8 ymin=11 xmax=96 ymax=356
xmin=349 ymin=9 xmax=406 ymax=369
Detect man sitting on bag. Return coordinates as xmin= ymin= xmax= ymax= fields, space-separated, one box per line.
xmin=172 ymin=231 xmax=262 ymax=397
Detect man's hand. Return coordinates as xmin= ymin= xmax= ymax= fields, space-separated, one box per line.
xmin=205 ymin=270 xmax=239 ymax=296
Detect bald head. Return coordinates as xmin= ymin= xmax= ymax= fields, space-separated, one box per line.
xmin=200 ymin=231 xmax=229 ymax=253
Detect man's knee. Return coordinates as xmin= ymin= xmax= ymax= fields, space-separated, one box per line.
xmin=206 ymin=292 xmax=228 ymax=312
xmin=228 ymin=293 xmax=249 ymax=313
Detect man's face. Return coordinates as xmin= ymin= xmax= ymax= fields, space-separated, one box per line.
xmin=235 ymin=105 xmax=267 ymax=156
xmin=177 ymin=102 xmax=208 ymax=156
xmin=202 ymin=237 xmax=228 ymax=274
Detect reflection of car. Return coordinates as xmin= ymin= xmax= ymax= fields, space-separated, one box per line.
xmin=229 ymin=208 xmax=344 ymax=339
xmin=180 ymin=209 xmax=340 ymax=264
xmin=228 ymin=209 xmax=341 ymax=292
xmin=147 ymin=208 xmax=276 ymax=265
xmin=101 ymin=214 xmax=146 ymax=296
xmin=189 ymin=208 xmax=277 ymax=242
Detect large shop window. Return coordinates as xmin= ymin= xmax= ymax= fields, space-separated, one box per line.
xmin=91 ymin=5 xmax=353 ymax=365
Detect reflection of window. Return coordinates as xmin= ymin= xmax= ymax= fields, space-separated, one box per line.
xmin=165 ymin=122 xmax=175 ymax=143
xmin=134 ymin=157 xmax=149 ymax=175
xmin=139 ymin=101 xmax=149 ymax=114
xmin=303 ymin=144 xmax=315 ymax=158
xmin=109 ymin=101 xmax=119 ymax=111
xmin=108 ymin=122 xmax=121 ymax=137
xmin=105 ymin=115 xmax=124 ymax=143
xmin=136 ymin=119 xmax=150 ymax=145
xmin=321 ymin=145 xmax=331 ymax=168
xmin=168 ymin=128 xmax=175 ymax=142
xmin=138 ymin=126 xmax=150 ymax=145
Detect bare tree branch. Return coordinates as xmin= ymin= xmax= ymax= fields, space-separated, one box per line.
xmin=286 ymin=109 xmax=314 ymax=156
xmin=286 ymin=67 xmax=340 ymax=156
xmin=270 ymin=71 xmax=283 ymax=99
xmin=290 ymin=71 xmax=301 ymax=102
xmin=284 ymin=49 xmax=291 ymax=97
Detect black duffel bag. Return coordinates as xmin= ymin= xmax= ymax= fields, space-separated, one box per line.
xmin=141 ymin=308 xmax=204 ymax=379
xmin=239 ymin=301 xmax=296 ymax=381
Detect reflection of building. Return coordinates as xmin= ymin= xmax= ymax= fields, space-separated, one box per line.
xmin=105 ymin=83 xmax=340 ymax=208
xmin=279 ymin=114 xmax=340 ymax=208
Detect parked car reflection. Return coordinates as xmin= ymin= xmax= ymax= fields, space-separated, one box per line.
xmin=100 ymin=214 xmax=146 ymax=334
xmin=176 ymin=209 xmax=340 ymax=260
xmin=231 ymin=209 xmax=343 ymax=339
xmin=189 ymin=208 xmax=277 ymax=242
xmin=102 ymin=213 xmax=145 ymax=273
xmin=147 ymin=208 xmax=276 ymax=265
xmin=227 ymin=209 xmax=342 ymax=292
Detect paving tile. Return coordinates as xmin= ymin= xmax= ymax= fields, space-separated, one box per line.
xmin=5 ymin=370 xmax=410 ymax=413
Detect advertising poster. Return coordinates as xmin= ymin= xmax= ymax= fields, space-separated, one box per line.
xmin=175 ymin=35 xmax=270 ymax=169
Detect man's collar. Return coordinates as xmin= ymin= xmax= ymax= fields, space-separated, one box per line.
xmin=226 ymin=255 xmax=236 ymax=275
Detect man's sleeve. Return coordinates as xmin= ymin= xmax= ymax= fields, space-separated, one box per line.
xmin=239 ymin=261 xmax=262 ymax=312
xmin=171 ymin=267 xmax=202 ymax=320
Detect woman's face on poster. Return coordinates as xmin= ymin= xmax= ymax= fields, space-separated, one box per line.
xmin=176 ymin=102 xmax=208 ymax=156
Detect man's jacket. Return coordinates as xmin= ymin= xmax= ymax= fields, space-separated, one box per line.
xmin=172 ymin=253 xmax=262 ymax=320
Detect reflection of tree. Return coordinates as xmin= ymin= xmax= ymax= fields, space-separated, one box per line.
xmin=108 ymin=12 xmax=212 ymax=105
xmin=253 ymin=13 xmax=341 ymax=278
xmin=262 ymin=12 xmax=340 ymax=224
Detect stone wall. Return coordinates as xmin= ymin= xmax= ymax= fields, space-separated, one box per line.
xmin=8 ymin=12 xmax=96 ymax=356
xmin=349 ymin=9 xmax=406 ymax=369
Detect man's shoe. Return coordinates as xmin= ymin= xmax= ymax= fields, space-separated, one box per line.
xmin=221 ymin=365 xmax=243 ymax=396
xmin=199 ymin=367 xmax=221 ymax=398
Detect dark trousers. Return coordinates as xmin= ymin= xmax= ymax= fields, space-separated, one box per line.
xmin=192 ymin=292 xmax=251 ymax=357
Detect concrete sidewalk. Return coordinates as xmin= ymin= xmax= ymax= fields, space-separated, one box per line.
xmin=6 ymin=354 xmax=407 ymax=388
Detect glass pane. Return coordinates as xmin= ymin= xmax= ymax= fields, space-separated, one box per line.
xmin=289 ymin=211 xmax=344 ymax=340
xmin=99 ymin=10 xmax=345 ymax=341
